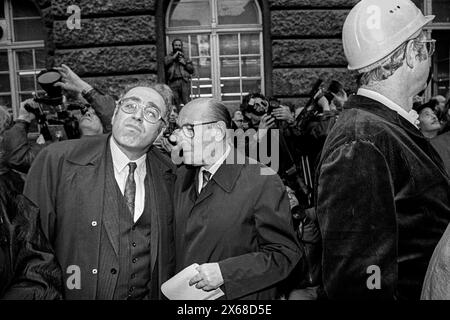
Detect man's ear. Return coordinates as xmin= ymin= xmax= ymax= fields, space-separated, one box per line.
xmin=405 ymin=40 xmax=416 ymax=69
xmin=214 ymin=121 xmax=227 ymax=141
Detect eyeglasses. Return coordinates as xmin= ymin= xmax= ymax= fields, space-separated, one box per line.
xmin=177 ymin=121 xmax=218 ymax=138
xmin=414 ymin=39 xmax=436 ymax=58
xmin=118 ymin=98 xmax=166 ymax=124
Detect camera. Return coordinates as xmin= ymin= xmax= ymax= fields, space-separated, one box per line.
xmin=267 ymin=97 xmax=281 ymax=115
xmin=24 ymin=69 xmax=84 ymax=141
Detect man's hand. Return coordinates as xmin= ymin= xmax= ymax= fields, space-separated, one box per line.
xmin=189 ymin=263 xmax=224 ymax=291
xmin=17 ymin=99 xmax=37 ymax=123
xmin=259 ymin=114 xmax=276 ymax=130
xmin=54 ymin=64 xmax=92 ymax=95
xmin=272 ymin=105 xmax=294 ymax=124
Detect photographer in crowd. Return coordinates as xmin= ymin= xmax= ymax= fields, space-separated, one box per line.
xmin=164 ymin=39 xmax=194 ymax=110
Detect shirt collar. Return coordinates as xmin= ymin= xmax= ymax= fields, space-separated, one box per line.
xmin=200 ymin=144 xmax=232 ymax=177
xmin=110 ymin=136 xmax=147 ymax=174
xmin=358 ymin=88 xmax=419 ymax=128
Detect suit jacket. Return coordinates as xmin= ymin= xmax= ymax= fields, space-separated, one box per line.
xmin=315 ymin=95 xmax=450 ymax=300
xmin=23 ymin=134 xmax=176 ymax=299
xmin=174 ymin=151 xmax=302 ymax=300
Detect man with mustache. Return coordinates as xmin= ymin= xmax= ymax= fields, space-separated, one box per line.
xmin=24 ymin=85 xmax=176 ymax=299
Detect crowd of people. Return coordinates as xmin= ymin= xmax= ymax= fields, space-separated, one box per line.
xmin=1 ymin=0 xmax=450 ymax=300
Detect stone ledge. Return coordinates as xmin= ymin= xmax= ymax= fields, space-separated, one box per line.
xmin=84 ymin=74 xmax=158 ymax=98
xmin=52 ymin=0 xmax=155 ymax=18
xmin=272 ymin=39 xmax=346 ymax=66
xmin=54 ymin=45 xmax=157 ymax=75
xmin=271 ymin=10 xmax=349 ymax=37
xmin=272 ymin=68 xmax=357 ymax=96
xmin=54 ymin=16 xmax=156 ymax=48
xmin=269 ymin=0 xmax=359 ymax=8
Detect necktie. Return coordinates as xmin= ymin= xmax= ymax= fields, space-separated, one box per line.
xmin=201 ymin=170 xmax=212 ymax=191
xmin=124 ymin=162 xmax=137 ymax=216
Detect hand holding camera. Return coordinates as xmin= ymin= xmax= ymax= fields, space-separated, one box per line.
xmin=54 ymin=64 xmax=92 ymax=96
xmin=259 ymin=113 xmax=276 ymax=130
xmin=271 ymin=105 xmax=294 ymax=124
xmin=18 ymin=98 xmax=38 ymax=123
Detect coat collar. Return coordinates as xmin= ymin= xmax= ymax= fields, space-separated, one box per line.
xmin=346 ymin=94 xmax=448 ymax=176
xmin=346 ymin=95 xmax=421 ymax=135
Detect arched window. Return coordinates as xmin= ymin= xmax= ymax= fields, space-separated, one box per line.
xmin=0 ymin=0 xmax=46 ymax=117
xmin=166 ymin=0 xmax=264 ymax=108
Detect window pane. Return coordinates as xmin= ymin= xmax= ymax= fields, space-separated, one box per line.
xmin=433 ymin=31 xmax=450 ymax=96
xmin=0 ymin=74 xmax=10 ymax=91
xmin=0 ymin=0 xmax=5 ymax=19
xmin=16 ymin=50 xmax=33 ymax=70
xmin=191 ymin=57 xmax=211 ymax=78
xmin=169 ymin=0 xmax=211 ymax=27
xmin=191 ymin=79 xmax=212 ymax=98
xmin=190 ymin=34 xmax=210 ymax=57
xmin=242 ymin=79 xmax=261 ymax=94
xmin=221 ymin=79 xmax=241 ymax=100
xmin=220 ymin=57 xmax=240 ymax=78
xmin=218 ymin=0 xmax=259 ymax=25
xmin=19 ymin=74 xmax=35 ymax=91
xmin=241 ymin=33 xmax=260 ymax=55
xmin=0 ymin=51 xmax=8 ymax=71
xmin=219 ymin=34 xmax=239 ymax=56
xmin=35 ymin=49 xmax=46 ymax=68
xmin=241 ymin=56 xmax=260 ymax=77
xmin=12 ymin=0 xmax=40 ymax=17
xmin=14 ymin=19 xmax=45 ymax=41
xmin=433 ymin=0 xmax=450 ymax=23
xmin=0 ymin=95 xmax=12 ymax=110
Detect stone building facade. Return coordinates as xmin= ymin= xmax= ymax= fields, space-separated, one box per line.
xmin=19 ymin=0 xmax=357 ymax=110
xmin=3 ymin=0 xmax=450 ymax=116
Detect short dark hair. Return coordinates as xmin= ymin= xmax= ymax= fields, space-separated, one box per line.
xmin=172 ymin=39 xmax=183 ymax=47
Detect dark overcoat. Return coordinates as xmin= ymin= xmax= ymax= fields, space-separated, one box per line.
xmin=24 ymin=134 xmax=176 ymax=299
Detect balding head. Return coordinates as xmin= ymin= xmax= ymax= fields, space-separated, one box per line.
xmin=180 ymin=98 xmax=231 ymax=128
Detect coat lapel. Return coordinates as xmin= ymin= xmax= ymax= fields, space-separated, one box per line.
xmin=66 ymin=135 xmax=119 ymax=256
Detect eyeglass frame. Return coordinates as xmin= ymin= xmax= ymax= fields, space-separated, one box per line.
xmin=117 ymin=97 xmax=167 ymax=125
xmin=177 ymin=120 xmax=219 ymax=138
xmin=413 ymin=38 xmax=436 ymax=58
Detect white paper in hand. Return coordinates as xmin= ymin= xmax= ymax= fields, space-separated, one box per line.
xmin=161 ymin=263 xmax=224 ymax=300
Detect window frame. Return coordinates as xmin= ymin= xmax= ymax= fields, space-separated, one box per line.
xmin=0 ymin=0 xmax=45 ymax=118
xmin=415 ymin=0 xmax=450 ymax=98
xmin=164 ymin=0 xmax=267 ymax=107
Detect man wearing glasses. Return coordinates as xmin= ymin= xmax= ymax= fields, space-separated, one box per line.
xmin=315 ymin=0 xmax=450 ymax=300
xmin=169 ymin=98 xmax=301 ymax=300
xmin=24 ymin=85 xmax=177 ymax=300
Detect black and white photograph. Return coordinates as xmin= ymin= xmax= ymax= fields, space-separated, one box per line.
xmin=1 ymin=0 xmax=450 ymax=311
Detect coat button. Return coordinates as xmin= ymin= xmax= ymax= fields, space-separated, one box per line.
xmin=92 ymin=269 xmax=98 ymax=274
xmin=91 ymin=221 xmax=97 ymax=227
xmin=110 ymin=268 xmax=117 ymax=275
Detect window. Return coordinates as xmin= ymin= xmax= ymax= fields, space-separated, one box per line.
xmin=0 ymin=0 xmax=45 ymax=117
xmin=166 ymin=0 xmax=264 ymax=108
xmin=413 ymin=0 xmax=450 ymax=97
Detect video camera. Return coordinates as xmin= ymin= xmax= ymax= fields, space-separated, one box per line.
xmin=24 ymin=69 xmax=84 ymax=141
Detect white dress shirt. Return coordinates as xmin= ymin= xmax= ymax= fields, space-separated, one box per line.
xmin=110 ymin=137 xmax=147 ymax=222
xmin=197 ymin=144 xmax=232 ymax=194
xmin=358 ymin=88 xmax=419 ymax=128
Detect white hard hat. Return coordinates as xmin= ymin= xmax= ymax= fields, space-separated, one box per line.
xmin=343 ymin=0 xmax=434 ymax=72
